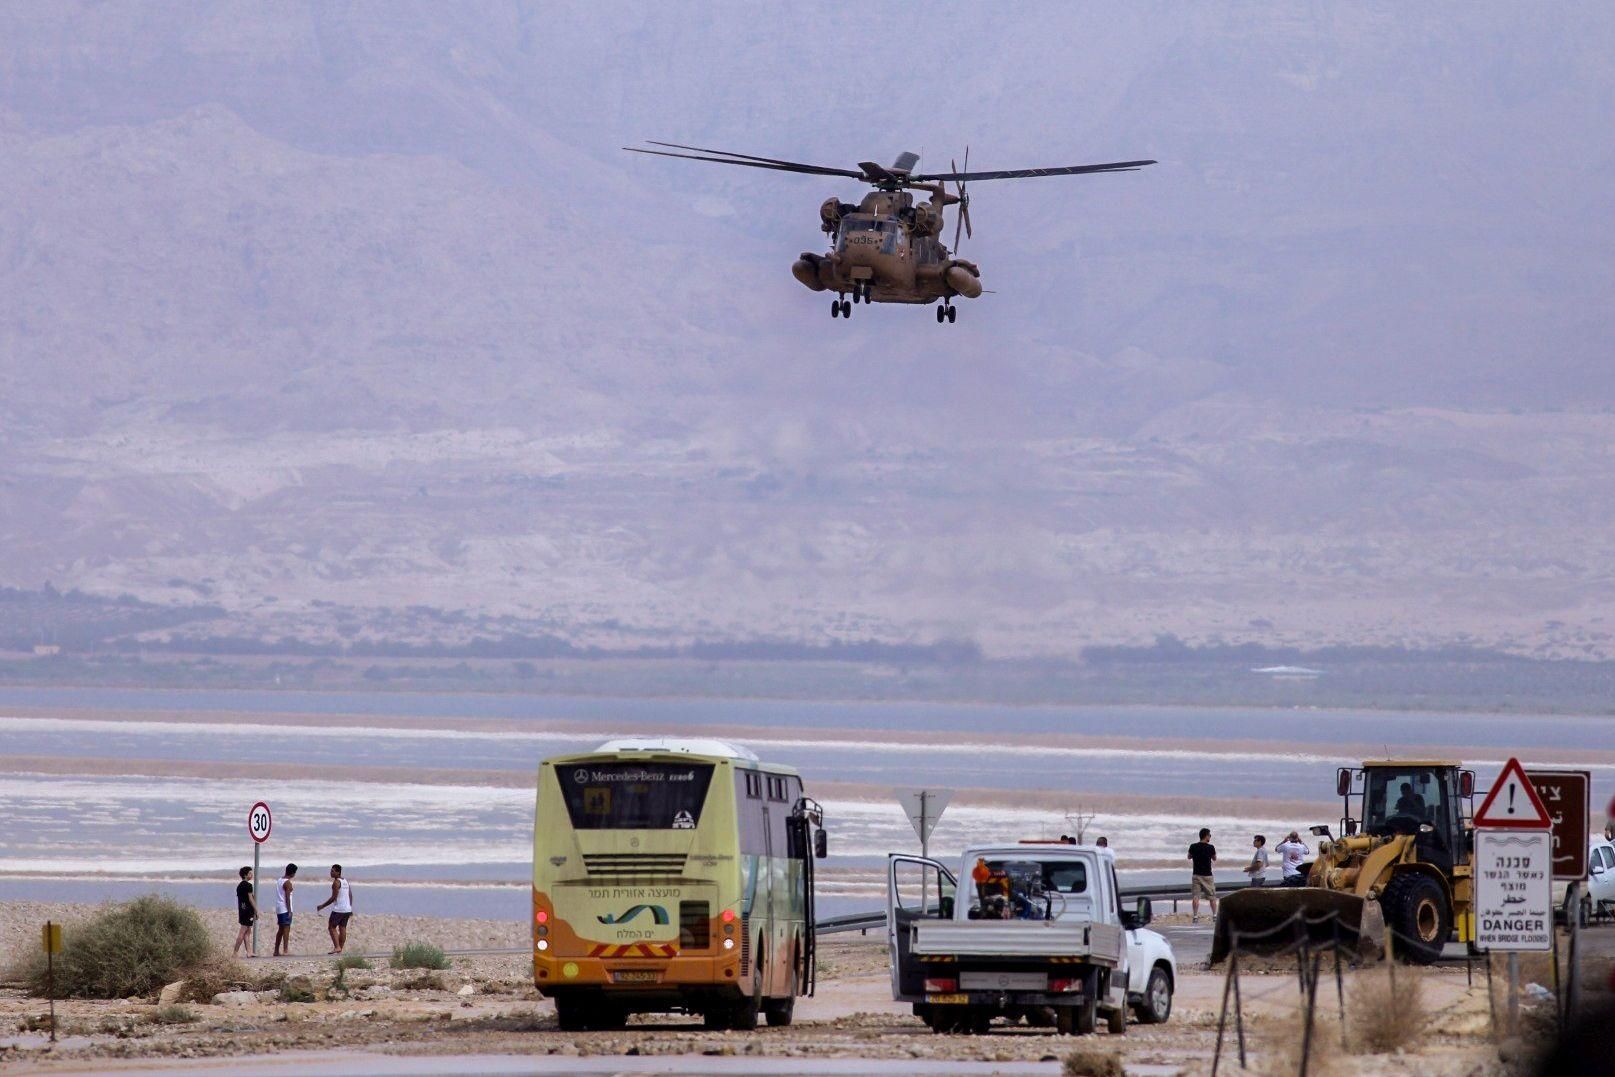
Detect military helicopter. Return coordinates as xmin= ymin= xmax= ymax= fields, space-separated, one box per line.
xmin=625 ymin=141 xmax=1154 ymax=322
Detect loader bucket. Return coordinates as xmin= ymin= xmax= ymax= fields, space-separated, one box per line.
xmin=1209 ymin=887 xmax=1382 ymax=964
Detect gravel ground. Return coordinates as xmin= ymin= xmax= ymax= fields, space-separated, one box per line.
xmin=0 ymin=900 xmax=1554 ymax=1074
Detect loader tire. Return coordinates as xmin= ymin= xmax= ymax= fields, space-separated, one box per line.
xmin=1381 ymin=872 xmax=1450 ymax=965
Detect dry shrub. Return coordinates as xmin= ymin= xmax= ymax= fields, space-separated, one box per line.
xmin=18 ymin=896 xmax=211 ymax=999
xmin=1256 ymin=995 xmax=1346 ymax=1077
xmin=149 ymin=1004 xmax=198 ymax=1025
xmin=1349 ymin=966 xmax=1426 ymax=1054
xmin=391 ymin=941 xmax=450 ymax=970
xmin=1062 ymin=1045 xmax=1124 ymax=1077
xmin=176 ymin=956 xmax=250 ymax=1003
xmin=278 ymin=974 xmax=317 ymax=1003
xmin=397 ymin=971 xmax=447 ymax=991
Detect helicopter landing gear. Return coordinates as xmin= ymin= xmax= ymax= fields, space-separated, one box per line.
xmin=936 ymin=303 xmax=957 ymax=323
xmin=832 ymin=297 xmax=851 ymax=318
xmin=852 ymin=281 xmax=873 ymax=304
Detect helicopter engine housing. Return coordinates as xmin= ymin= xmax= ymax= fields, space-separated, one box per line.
xmin=944 ymin=261 xmax=983 ymax=299
xmin=820 ymin=198 xmax=856 ymax=233
xmin=792 ymin=253 xmax=828 ymax=291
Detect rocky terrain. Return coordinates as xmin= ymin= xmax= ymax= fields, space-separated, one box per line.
xmin=2 ymin=4 xmax=1613 ymax=663
xmin=0 ymin=902 xmax=1551 ymax=1074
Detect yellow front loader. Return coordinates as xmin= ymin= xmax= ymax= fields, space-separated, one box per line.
xmin=1211 ymin=761 xmax=1476 ymax=965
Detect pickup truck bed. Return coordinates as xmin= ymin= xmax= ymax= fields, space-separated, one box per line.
xmin=913 ymin=919 xmax=1123 ymax=964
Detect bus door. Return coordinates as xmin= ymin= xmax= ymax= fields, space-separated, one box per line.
xmin=886 ymin=855 xmax=956 ymax=1002
xmin=760 ymin=799 xmax=779 ymax=994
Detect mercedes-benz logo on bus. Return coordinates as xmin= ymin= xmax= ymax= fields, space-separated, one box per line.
xmin=573 ymin=769 xmax=589 ymax=784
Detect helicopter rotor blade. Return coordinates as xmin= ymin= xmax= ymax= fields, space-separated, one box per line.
xmin=951 ymin=157 xmax=963 ymax=253
xmin=956 ymin=146 xmax=972 ymax=242
xmin=624 ymin=144 xmax=863 ymax=179
xmin=643 ymin=141 xmax=859 ymax=174
xmin=912 ymin=159 xmax=1156 ymax=182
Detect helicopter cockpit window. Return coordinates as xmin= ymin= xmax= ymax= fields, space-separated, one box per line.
xmin=837 ymin=217 xmax=903 ymax=253
xmin=879 ymin=221 xmax=905 ymax=254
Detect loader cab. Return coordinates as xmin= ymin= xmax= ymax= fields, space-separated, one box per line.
xmin=1341 ymin=761 xmax=1475 ymax=871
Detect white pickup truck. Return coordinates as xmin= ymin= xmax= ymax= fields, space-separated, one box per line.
xmin=886 ymin=844 xmax=1176 ymax=1035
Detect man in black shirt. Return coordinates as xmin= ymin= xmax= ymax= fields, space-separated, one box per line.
xmin=232 ymin=866 xmax=258 ymax=957
xmin=1188 ymin=828 xmax=1218 ymax=923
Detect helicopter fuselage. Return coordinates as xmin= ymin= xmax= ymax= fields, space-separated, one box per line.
xmin=792 ymin=188 xmax=981 ymax=308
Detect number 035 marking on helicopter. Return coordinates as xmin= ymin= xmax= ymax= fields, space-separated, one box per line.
xmin=625 ymin=141 xmax=1154 ymax=323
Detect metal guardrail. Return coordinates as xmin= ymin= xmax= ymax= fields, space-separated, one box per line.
xmin=819 ymin=879 xmax=1256 ymax=936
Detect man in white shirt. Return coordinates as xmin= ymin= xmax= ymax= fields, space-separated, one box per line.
xmin=1274 ymin=831 xmax=1310 ymax=887
xmin=1095 ymin=836 xmax=1116 ymax=865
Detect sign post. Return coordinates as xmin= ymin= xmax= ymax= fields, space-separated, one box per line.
xmin=41 ymin=921 xmax=60 ymax=1042
xmin=1472 ymin=758 xmax=1553 ymax=1035
xmin=1526 ymin=768 xmax=1590 ymax=1021
xmin=247 ymin=801 xmax=273 ymax=956
xmin=894 ymin=788 xmax=953 ymax=859
xmin=895 ymin=789 xmax=953 ymax=914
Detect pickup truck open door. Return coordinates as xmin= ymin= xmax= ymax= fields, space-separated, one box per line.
xmin=886 ymin=855 xmax=957 ymax=1002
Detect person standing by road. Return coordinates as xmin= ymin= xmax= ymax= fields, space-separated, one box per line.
xmin=1243 ymin=835 xmax=1270 ymax=887
xmin=1275 ymin=831 xmax=1311 ymax=887
xmin=273 ymin=863 xmax=298 ymax=956
xmin=1188 ymin=828 xmax=1217 ymax=922
xmin=232 ymin=866 xmax=258 ymax=957
xmin=316 ymin=864 xmax=354 ymax=955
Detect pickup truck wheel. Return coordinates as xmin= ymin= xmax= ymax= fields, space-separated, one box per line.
xmin=1024 ymin=1006 xmax=1056 ymax=1028
xmin=1074 ymin=993 xmax=1097 ymax=1035
xmin=1106 ymin=1005 xmax=1126 ymax=1034
xmin=1134 ymin=965 xmax=1173 ymax=1025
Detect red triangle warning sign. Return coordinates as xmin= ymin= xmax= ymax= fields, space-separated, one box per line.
xmin=1473 ymin=757 xmax=1553 ymax=829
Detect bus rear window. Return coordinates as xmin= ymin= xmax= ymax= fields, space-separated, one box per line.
xmin=556 ymin=762 xmax=716 ymax=830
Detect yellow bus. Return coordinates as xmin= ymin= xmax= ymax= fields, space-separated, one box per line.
xmin=532 ymin=737 xmax=827 ymax=1030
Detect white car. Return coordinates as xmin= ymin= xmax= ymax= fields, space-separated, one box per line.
xmin=1555 ymin=839 xmax=1615 ymax=926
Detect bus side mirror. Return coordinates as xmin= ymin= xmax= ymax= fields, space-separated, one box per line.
xmin=814 ymin=830 xmax=828 ymax=859
xmin=1335 ymin=768 xmax=1352 ymax=797
xmin=1460 ymin=770 xmax=1475 ymax=798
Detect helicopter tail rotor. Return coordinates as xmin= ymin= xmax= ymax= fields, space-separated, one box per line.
xmin=950 ymin=146 xmax=973 ymax=252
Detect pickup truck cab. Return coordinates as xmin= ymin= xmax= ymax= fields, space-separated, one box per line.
xmin=886 ymin=844 xmax=1176 ymax=1035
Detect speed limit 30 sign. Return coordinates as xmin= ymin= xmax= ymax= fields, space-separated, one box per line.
xmin=248 ymin=801 xmax=273 ymax=844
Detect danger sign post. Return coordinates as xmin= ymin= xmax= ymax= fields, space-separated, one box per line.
xmin=1474 ymin=758 xmax=1552 ymax=953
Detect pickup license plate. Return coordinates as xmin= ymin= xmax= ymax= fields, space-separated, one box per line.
xmin=612 ymin=970 xmax=661 ymax=984
xmin=927 ymin=992 xmax=969 ymax=1005
xmin=960 ymin=971 xmax=1047 ymax=991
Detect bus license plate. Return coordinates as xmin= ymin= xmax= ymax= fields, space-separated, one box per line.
xmin=927 ymin=992 xmax=968 ymax=1004
xmin=612 ymin=970 xmax=662 ymax=984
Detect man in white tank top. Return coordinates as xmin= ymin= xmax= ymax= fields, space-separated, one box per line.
xmin=316 ymin=863 xmax=355 ymax=955
xmin=272 ymin=863 xmax=298 ymax=957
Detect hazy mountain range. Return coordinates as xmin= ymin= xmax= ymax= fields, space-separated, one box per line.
xmin=2 ymin=3 xmax=1612 ymax=660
